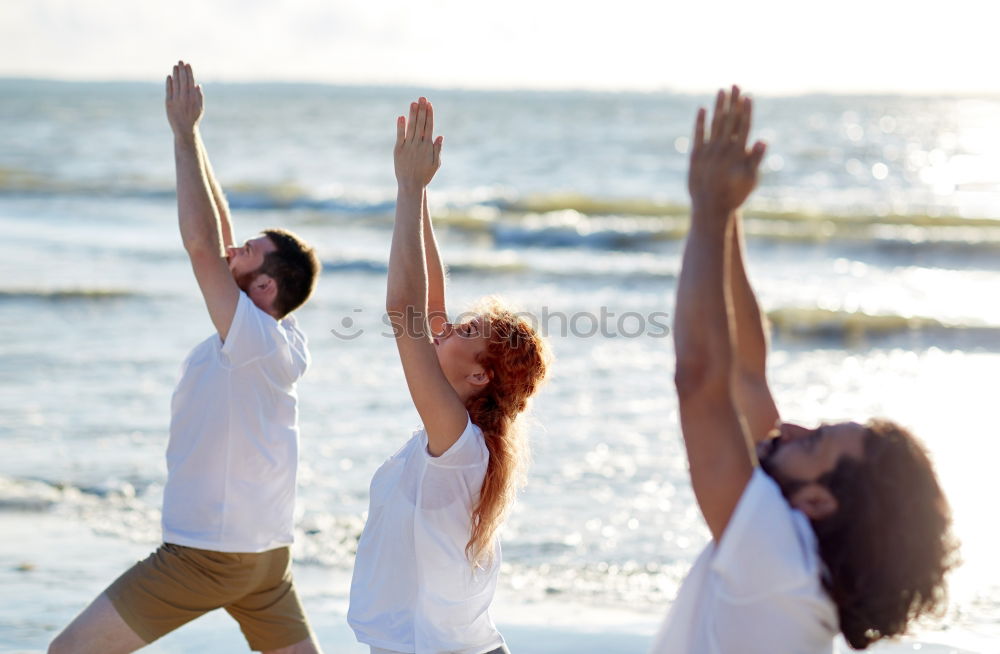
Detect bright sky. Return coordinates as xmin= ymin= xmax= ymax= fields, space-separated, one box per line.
xmin=1 ymin=0 xmax=996 ymax=94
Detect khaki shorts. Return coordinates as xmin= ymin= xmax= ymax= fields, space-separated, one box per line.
xmin=105 ymin=543 xmax=311 ymax=651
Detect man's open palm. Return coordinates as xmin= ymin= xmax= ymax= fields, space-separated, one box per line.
xmin=688 ymin=86 xmax=767 ymax=213
xmin=165 ymin=61 xmax=204 ymax=137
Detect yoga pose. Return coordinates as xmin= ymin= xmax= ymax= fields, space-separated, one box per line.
xmin=654 ymin=87 xmax=955 ymax=652
xmin=49 ymin=62 xmax=322 ymax=654
xmin=347 ymin=98 xmax=548 ymax=654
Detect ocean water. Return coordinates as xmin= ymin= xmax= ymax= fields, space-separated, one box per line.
xmin=2 ymin=81 xmax=999 ymax=650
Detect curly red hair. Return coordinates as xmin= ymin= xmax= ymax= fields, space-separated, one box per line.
xmin=463 ymin=298 xmax=549 ymax=563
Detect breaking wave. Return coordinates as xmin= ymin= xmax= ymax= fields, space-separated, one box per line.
xmin=767 ymin=307 xmax=1000 ymax=345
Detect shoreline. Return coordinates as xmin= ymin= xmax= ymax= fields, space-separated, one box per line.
xmin=0 ymin=511 xmax=660 ymax=654
xmin=0 ymin=511 xmax=989 ymax=653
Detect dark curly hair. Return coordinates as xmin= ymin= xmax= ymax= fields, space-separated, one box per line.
xmin=811 ymin=419 xmax=958 ymax=649
xmin=257 ymin=228 xmax=320 ymax=318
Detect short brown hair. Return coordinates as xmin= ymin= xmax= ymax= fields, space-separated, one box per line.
xmin=258 ymin=228 xmax=320 ymax=317
xmin=812 ymin=420 xmax=957 ymax=649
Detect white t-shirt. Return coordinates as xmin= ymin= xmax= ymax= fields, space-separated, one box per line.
xmin=162 ymin=291 xmax=309 ymax=553
xmin=348 ymin=417 xmax=505 ymax=654
xmin=650 ymin=469 xmax=839 ymax=654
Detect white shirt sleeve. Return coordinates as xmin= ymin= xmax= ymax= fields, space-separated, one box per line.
xmin=280 ymin=313 xmax=310 ymax=378
xmin=649 ymin=469 xmax=838 ymax=654
xmin=220 ymin=292 xmax=287 ymax=370
xmin=421 ymin=417 xmax=489 ymax=511
xmin=710 ymin=468 xmax=817 ymax=602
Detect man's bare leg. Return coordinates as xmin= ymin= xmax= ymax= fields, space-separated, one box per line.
xmin=48 ymin=592 xmax=147 ymax=654
xmin=263 ymin=637 xmax=324 ymax=654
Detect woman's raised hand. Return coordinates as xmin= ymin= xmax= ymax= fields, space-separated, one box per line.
xmin=394 ymin=97 xmax=443 ymax=191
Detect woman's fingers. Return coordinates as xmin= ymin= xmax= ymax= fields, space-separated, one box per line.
xmin=398 ymin=97 xmax=438 ymax=144
xmin=425 ymin=101 xmax=434 ymax=142
xmin=396 ymin=97 xmax=442 ymax=185
xmin=416 ymin=97 xmax=428 ymax=141
xmin=405 ymin=102 xmax=418 ymax=143
xmin=396 ymin=115 xmax=406 ymax=147
xmin=433 ymin=135 xmax=443 ymax=167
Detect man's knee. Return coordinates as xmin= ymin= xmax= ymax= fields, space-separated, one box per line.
xmin=46 ymin=592 xmax=146 ymax=654
xmin=262 ymin=636 xmax=322 ymax=654
xmin=48 ymin=631 xmax=74 ymax=654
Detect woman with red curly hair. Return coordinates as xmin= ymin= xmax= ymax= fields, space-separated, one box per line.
xmin=347 ymin=97 xmax=548 ymax=654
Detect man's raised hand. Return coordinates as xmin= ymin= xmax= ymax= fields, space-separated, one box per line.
xmin=688 ymin=86 xmax=766 ymax=214
xmin=394 ymin=97 xmax=443 ymax=191
xmin=165 ymin=61 xmax=204 ymax=138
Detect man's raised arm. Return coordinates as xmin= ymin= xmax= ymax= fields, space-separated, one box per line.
xmin=166 ymin=61 xmax=240 ymax=339
xmin=198 ymin=138 xmax=235 ymax=250
xmin=728 ymin=213 xmax=781 ymax=441
xmin=673 ymin=87 xmax=767 ymax=541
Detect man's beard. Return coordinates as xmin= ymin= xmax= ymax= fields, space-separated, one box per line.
xmin=757 ymin=443 xmax=783 ymax=489
xmin=234 ymin=269 xmax=255 ymax=293
xmin=758 ymin=439 xmax=809 ymax=502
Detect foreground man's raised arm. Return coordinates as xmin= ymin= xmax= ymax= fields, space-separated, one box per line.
xmin=728 ymin=213 xmax=781 ymax=442
xmin=166 ymin=60 xmax=240 ymax=339
xmin=673 ymin=86 xmax=767 ymax=541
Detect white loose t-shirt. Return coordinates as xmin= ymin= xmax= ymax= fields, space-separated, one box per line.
xmin=162 ymin=291 xmax=309 ymax=553
xmin=348 ymin=417 xmax=505 ymax=654
xmin=650 ymin=469 xmax=839 ymax=654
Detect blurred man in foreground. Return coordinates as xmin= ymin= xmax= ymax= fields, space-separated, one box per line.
xmin=655 ymin=86 xmax=956 ymax=652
